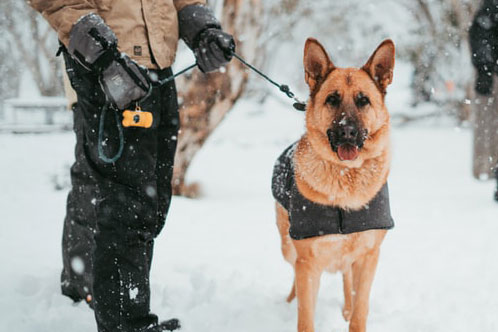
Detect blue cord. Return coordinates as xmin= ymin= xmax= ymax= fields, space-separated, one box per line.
xmin=98 ymin=103 xmax=124 ymax=163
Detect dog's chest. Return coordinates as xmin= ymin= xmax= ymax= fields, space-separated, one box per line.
xmin=272 ymin=142 xmax=394 ymax=240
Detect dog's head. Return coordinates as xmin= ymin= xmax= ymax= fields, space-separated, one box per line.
xmin=303 ymin=38 xmax=395 ymax=166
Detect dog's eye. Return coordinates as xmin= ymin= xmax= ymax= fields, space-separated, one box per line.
xmin=355 ymin=93 xmax=370 ymax=108
xmin=326 ymin=93 xmax=341 ymax=108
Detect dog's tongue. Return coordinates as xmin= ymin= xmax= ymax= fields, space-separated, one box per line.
xmin=337 ymin=144 xmax=359 ymax=161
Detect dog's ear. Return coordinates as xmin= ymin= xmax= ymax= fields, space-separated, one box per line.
xmin=303 ymin=38 xmax=334 ymax=91
xmin=362 ymin=39 xmax=395 ymax=93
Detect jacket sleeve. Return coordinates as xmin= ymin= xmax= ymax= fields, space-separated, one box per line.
xmin=28 ymin=0 xmax=96 ymax=46
xmin=173 ymin=0 xmax=206 ymax=12
xmin=469 ymin=0 xmax=498 ymax=72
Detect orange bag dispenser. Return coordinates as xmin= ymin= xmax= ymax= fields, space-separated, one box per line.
xmin=122 ymin=106 xmax=153 ymax=128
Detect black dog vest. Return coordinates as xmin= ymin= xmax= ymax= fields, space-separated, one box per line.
xmin=272 ymin=143 xmax=394 ymax=240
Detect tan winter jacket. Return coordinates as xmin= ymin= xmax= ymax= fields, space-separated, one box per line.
xmin=29 ymin=0 xmax=204 ymax=69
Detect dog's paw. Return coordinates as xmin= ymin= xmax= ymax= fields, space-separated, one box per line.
xmin=342 ymin=307 xmax=352 ymax=322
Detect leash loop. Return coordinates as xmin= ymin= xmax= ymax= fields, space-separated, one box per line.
xmin=279 ymin=84 xmax=294 ymax=99
xmin=98 ymin=103 xmax=125 ymax=164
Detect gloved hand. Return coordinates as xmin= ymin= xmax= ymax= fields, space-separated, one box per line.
xmin=178 ymin=4 xmax=235 ymax=73
xmin=68 ymin=13 xmax=150 ymax=110
xmin=476 ymin=69 xmax=494 ymax=96
xmin=195 ymin=28 xmax=235 ymax=73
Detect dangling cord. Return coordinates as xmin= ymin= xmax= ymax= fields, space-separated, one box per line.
xmin=98 ymin=103 xmax=124 ymax=163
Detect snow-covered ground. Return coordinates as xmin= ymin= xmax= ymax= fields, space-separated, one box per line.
xmin=1 ymin=90 xmax=497 ymax=332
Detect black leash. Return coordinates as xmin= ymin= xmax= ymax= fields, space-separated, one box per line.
xmin=231 ymin=52 xmax=306 ymax=111
xmin=154 ymin=63 xmax=198 ymax=86
xmin=151 ymin=52 xmax=306 ymax=111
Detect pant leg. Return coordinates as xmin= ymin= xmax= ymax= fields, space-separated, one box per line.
xmin=60 ymin=106 xmax=98 ymax=303
xmin=61 ymin=55 xmax=108 ymax=304
xmin=63 ymin=51 xmax=179 ymax=331
xmin=154 ymin=70 xmax=179 ymax=234
xmin=95 ymin=72 xmax=178 ymax=331
xmin=88 ymin=71 xmax=179 ymax=332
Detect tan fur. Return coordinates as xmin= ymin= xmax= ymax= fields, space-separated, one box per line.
xmin=275 ymin=38 xmax=395 ymax=332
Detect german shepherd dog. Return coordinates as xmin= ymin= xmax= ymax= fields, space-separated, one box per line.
xmin=272 ymin=38 xmax=395 ymax=332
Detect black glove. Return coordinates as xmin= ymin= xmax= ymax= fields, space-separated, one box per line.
xmin=476 ymin=69 xmax=494 ymax=96
xmin=195 ymin=28 xmax=235 ymax=73
xmin=68 ymin=13 xmax=150 ymax=110
xmin=178 ymin=4 xmax=235 ymax=73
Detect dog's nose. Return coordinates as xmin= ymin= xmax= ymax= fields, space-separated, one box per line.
xmin=339 ymin=125 xmax=358 ymax=140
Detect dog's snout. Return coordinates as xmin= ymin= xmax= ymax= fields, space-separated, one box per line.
xmin=339 ymin=125 xmax=358 ymax=140
xmin=328 ymin=119 xmax=367 ymax=152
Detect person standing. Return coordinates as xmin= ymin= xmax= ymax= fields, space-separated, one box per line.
xmin=469 ymin=0 xmax=498 ymax=202
xmin=29 ymin=1 xmax=235 ymax=331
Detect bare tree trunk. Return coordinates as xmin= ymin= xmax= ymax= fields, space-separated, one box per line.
xmin=450 ymin=0 xmax=479 ymax=122
xmin=473 ymin=74 xmax=498 ymax=180
xmin=172 ymin=0 xmax=262 ymax=197
xmin=461 ymin=82 xmax=474 ymax=122
xmin=4 ymin=1 xmax=62 ymax=97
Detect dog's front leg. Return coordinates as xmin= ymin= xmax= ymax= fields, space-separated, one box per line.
xmin=349 ymin=249 xmax=380 ymax=332
xmin=342 ymin=267 xmax=354 ymax=322
xmin=295 ymin=257 xmax=321 ymax=332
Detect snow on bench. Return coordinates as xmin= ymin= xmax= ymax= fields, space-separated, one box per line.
xmin=1 ymin=97 xmax=72 ymax=133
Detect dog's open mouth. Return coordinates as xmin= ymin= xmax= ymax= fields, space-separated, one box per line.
xmin=337 ymin=143 xmax=359 ymax=161
xmin=327 ymin=128 xmax=364 ymax=161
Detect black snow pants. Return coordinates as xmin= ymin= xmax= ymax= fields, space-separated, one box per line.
xmin=61 ymin=52 xmax=179 ymax=332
